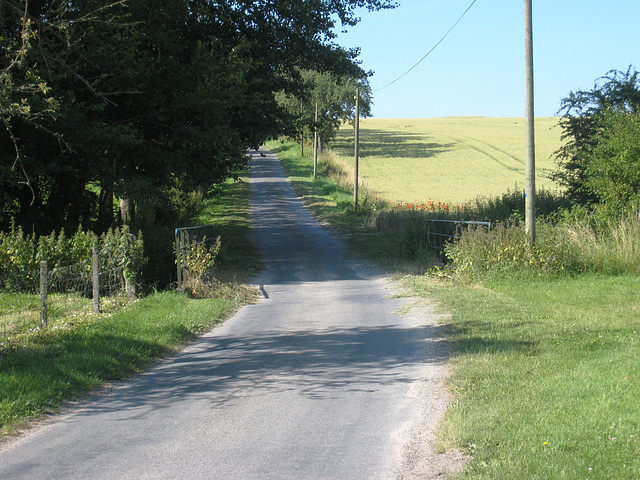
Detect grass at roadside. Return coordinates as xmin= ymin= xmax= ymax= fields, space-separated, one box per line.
xmin=404 ymin=274 xmax=640 ymax=479
xmin=193 ymin=174 xmax=262 ymax=283
xmin=264 ymin=140 xmax=432 ymax=272
xmin=0 ymin=292 xmax=235 ymax=436
xmin=0 ymin=169 xmax=259 ymax=437
xmin=264 ymin=140 xmax=363 ymax=230
xmin=268 ymin=138 xmax=640 ymax=479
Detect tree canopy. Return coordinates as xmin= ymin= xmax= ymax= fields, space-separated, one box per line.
xmin=552 ymin=67 xmax=640 ymax=210
xmin=582 ymin=108 xmax=640 ymax=218
xmin=276 ymin=68 xmax=372 ymax=151
xmin=1 ymin=0 xmax=395 ymax=234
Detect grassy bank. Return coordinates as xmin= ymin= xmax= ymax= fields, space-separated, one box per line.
xmin=406 ymin=274 xmax=640 ymax=479
xmin=0 ymin=292 xmax=235 ymax=436
xmin=0 ymin=171 xmax=259 ymax=436
xmin=264 ymin=140 xmax=421 ymax=271
xmin=269 ymin=138 xmax=640 ymax=479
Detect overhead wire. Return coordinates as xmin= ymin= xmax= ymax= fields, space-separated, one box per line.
xmin=373 ymin=0 xmax=478 ymax=93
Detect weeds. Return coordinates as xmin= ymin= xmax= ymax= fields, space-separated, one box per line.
xmin=445 ymin=212 xmax=640 ymax=280
xmin=180 ymin=236 xmax=258 ymax=302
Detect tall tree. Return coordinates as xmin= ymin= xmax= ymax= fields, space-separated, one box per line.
xmin=552 ymin=67 xmax=640 ymax=206
xmin=581 ymin=109 xmax=640 ymax=219
xmin=1 ymin=0 xmax=397 ymax=234
xmin=277 ymin=69 xmax=373 ymax=151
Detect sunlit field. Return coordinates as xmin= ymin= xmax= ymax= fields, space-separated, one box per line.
xmin=331 ymin=117 xmax=563 ymax=204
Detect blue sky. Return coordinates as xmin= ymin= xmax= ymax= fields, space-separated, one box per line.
xmin=336 ymin=0 xmax=640 ymax=118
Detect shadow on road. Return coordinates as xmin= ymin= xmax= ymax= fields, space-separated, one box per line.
xmin=75 ymin=322 xmax=448 ymax=415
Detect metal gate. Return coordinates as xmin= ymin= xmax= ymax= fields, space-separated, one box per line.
xmin=427 ymin=219 xmax=492 ymax=254
xmin=175 ymin=225 xmax=217 ymax=289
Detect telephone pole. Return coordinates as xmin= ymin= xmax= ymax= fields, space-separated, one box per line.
xmin=313 ymin=102 xmax=318 ymax=178
xmin=524 ymin=0 xmax=536 ymax=244
xmin=354 ymin=89 xmax=360 ymax=211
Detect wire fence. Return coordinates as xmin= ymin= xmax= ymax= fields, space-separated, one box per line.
xmin=0 ymin=248 xmax=133 ymax=337
xmin=427 ymin=219 xmax=492 ymax=255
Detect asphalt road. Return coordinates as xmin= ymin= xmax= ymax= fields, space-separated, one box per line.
xmin=0 ymin=148 xmax=455 ymax=479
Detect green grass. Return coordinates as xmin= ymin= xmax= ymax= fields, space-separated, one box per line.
xmin=264 ymin=139 xmax=424 ymax=271
xmin=1 ymin=293 xmax=93 ymax=335
xmin=269 ymin=134 xmax=640 ymax=479
xmin=195 ymin=175 xmax=263 ymax=283
xmin=404 ymin=274 xmax=640 ymax=479
xmin=0 ymin=169 xmax=259 ymax=436
xmin=331 ymin=117 xmax=563 ymax=203
xmin=265 ymin=140 xmax=366 ymax=230
xmin=0 ymin=292 xmax=235 ymax=436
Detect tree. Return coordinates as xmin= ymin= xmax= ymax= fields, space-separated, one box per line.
xmin=552 ymin=67 xmax=640 ymax=206
xmin=0 ymin=0 xmax=131 ymax=233
xmin=1 ymin=0 xmax=397 ymax=235
xmin=277 ymin=69 xmax=372 ymax=152
xmin=583 ymin=109 xmax=640 ymax=218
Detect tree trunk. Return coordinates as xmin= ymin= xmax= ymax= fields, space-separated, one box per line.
xmin=119 ymin=195 xmax=134 ymax=226
xmin=98 ymin=182 xmax=114 ymax=233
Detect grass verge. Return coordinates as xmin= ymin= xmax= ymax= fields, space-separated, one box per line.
xmin=265 ymin=139 xmax=436 ymax=273
xmin=0 ymin=169 xmax=259 ymax=437
xmin=404 ymin=274 xmax=640 ymax=479
xmin=193 ymin=174 xmax=263 ymax=284
xmin=268 ymin=139 xmax=640 ymax=479
xmin=264 ymin=139 xmax=364 ymax=230
xmin=0 ymin=292 xmax=235 ymax=436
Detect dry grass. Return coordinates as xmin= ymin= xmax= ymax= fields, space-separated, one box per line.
xmin=331 ymin=117 xmax=563 ymax=204
xmin=562 ymin=213 xmax=640 ymax=274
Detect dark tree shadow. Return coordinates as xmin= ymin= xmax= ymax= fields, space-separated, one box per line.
xmin=76 ymin=323 xmax=452 ymax=415
xmin=332 ymin=128 xmax=455 ymax=159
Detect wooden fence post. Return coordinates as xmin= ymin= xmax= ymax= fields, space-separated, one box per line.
xmin=92 ymin=246 xmax=100 ymax=314
xmin=40 ymin=261 xmax=48 ymax=328
xmin=124 ymin=233 xmax=137 ymax=299
xmin=175 ymin=229 xmax=182 ymax=290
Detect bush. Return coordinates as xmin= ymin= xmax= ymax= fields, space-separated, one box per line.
xmin=445 ymin=211 xmax=640 ymax=280
xmin=584 ymin=110 xmax=640 ymax=220
xmin=0 ymin=226 xmax=145 ymax=294
xmin=367 ymin=187 xmax=571 ymax=266
xmin=469 ymin=187 xmax=572 ymax=224
xmin=445 ymin=221 xmax=584 ymax=280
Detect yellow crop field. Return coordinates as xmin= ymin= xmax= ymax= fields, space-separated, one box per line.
xmin=331 ymin=117 xmax=564 ymax=204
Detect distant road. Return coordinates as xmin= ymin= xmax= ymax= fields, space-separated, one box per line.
xmin=0 ymin=148 xmax=455 ymax=479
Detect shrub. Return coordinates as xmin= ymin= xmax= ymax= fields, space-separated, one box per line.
xmin=445 ymin=211 xmax=640 ymax=280
xmin=468 ymin=187 xmax=572 ymax=224
xmin=180 ymin=236 xmax=223 ymax=298
xmin=445 ymin=221 xmax=586 ymax=280
xmin=0 ymin=226 xmax=144 ymax=294
xmin=0 ymin=227 xmax=38 ymax=291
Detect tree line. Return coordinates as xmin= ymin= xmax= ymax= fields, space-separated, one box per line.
xmin=553 ymin=67 xmax=640 ymax=219
xmin=1 ymin=0 xmax=388 ymax=236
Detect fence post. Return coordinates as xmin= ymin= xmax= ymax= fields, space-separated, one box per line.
xmin=40 ymin=261 xmax=48 ymax=328
xmin=92 ymin=246 xmax=100 ymax=314
xmin=124 ymin=233 xmax=137 ymax=299
xmin=175 ymin=229 xmax=182 ymax=290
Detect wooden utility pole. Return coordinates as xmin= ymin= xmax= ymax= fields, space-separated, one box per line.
xmin=313 ymin=102 xmax=318 ymax=178
xmin=354 ymin=89 xmax=360 ymax=211
xmin=524 ymin=0 xmax=536 ymax=244
xmin=92 ymin=246 xmax=101 ymax=314
xmin=300 ymin=99 xmax=304 ymax=156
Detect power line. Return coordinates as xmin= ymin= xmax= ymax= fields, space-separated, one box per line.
xmin=374 ymin=0 xmax=478 ymax=93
